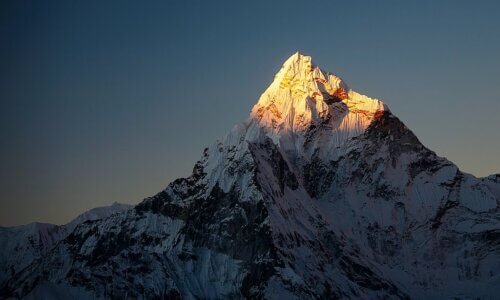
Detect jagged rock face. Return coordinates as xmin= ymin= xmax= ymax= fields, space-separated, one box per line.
xmin=0 ymin=202 xmax=131 ymax=287
xmin=2 ymin=53 xmax=499 ymax=299
xmin=309 ymin=111 xmax=499 ymax=297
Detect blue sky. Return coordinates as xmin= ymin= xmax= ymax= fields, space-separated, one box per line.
xmin=1 ymin=0 xmax=499 ymax=225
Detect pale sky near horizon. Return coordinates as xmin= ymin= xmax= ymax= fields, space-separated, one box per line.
xmin=1 ymin=0 xmax=499 ymax=226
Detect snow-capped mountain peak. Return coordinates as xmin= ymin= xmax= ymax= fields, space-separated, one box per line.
xmin=249 ymin=52 xmax=387 ymax=163
xmin=1 ymin=53 xmax=498 ymax=299
xmin=252 ymin=52 xmax=348 ymax=130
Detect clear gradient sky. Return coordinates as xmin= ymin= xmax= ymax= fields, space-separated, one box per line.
xmin=1 ymin=0 xmax=499 ymax=226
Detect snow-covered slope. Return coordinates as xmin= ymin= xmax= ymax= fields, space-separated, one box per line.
xmin=0 ymin=202 xmax=132 ymax=286
xmin=1 ymin=53 xmax=498 ymax=299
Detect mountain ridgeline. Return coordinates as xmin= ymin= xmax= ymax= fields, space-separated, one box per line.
xmin=1 ymin=53 xmax=499 ymax=299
